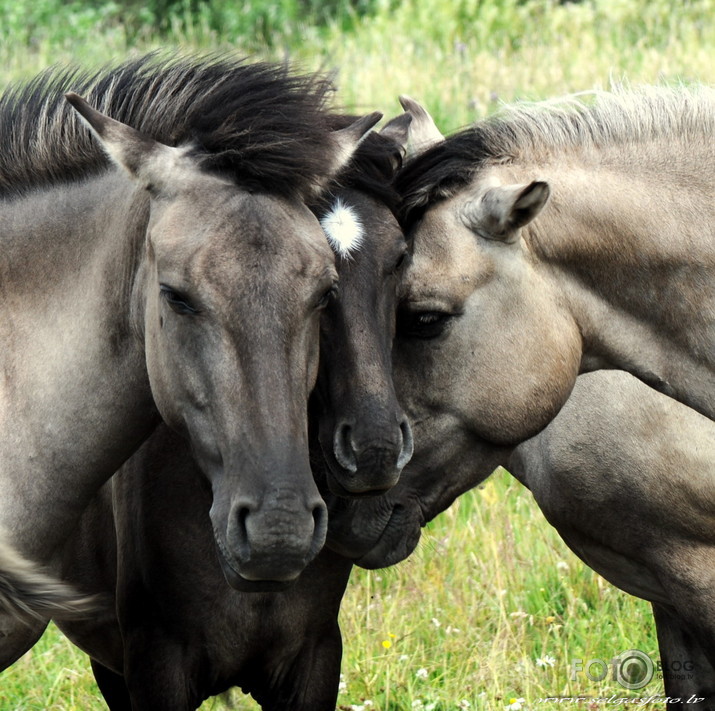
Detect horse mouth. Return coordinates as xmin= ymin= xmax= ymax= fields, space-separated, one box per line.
xmin=213 ymin=534 xmax=295 ymax=593
xmin=347 ymin=502 xmax=424 ymax=570
xmin=323 ymin=463 xmax=394 ymax=499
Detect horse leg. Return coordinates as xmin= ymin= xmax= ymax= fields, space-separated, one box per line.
xmin=256 ymin=622 xmax=343 ymax=711
xmin=653 ymin=602 xmax=715 ymax=709
xmin=121 ymin=631 xmax=201 ymax=711
xmin=0 ymin=614 xmax=47 ymax=671
xmin=90 ymin=658 xmax=132 ymax=711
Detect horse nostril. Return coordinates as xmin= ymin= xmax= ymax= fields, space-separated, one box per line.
xmin=333 ymin=422 xmax=358 ymax=473
xmin=310 ymin=502 xmax=328 ymax=557
xmin=397 ymin=418 xmax=414 ymax=471
xmin=235 ymin=505 xmax=252 ymax=562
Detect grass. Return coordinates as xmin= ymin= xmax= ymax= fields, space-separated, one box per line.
xmin=2 ymin=472 xmax=662 ymax=710
xmin=0 ymin=0 xmax=712 ymax=707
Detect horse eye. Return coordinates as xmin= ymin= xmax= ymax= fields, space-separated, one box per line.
xmin=397 ymin=309 xmax=454 ymax=339
xmin=316 ymin=284 xmax=338 ymax=310
xmin=160 ymin=284 xmax=197 ymax=315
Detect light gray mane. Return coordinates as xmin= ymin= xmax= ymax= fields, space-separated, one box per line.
xmin=397 ymin=84 xmax=715 ymax=220
xmin=494 ymin=83 xmax=715 ymax=163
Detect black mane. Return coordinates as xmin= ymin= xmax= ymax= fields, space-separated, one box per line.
xmin=394 ymin=126 xmax=498 ymax=230
xmin=0 ymin=52 xmax=339 ymax=200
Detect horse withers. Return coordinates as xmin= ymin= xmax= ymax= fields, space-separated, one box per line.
xmin=48 ymin=121 xmax=412 ymax=711
xmin=0 ymin=54 xmax=378 ymax=654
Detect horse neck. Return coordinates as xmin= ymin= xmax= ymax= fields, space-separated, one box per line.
xmin=520 ymin=159 xmax=715 ymax=418
xmin=0 ymin=172 xmax=159 ymax=560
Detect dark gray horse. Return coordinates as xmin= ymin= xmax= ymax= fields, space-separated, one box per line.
xmin=0 ymin=54 xmax=378 ymax=659
xmin=31 ymin=123 xmax=410 ymax=710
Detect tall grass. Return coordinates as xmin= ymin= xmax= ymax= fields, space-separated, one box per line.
xmin=0 ymin=0 xmax=712 ymax=127
xmin=0 ymin=0 xmax=711 ymax=708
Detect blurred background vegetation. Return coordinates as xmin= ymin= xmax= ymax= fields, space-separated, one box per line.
xmin=0 ymin=1 xmax=712 ymax=709
xmin=0 ymin=0 xmax=712 ymax=129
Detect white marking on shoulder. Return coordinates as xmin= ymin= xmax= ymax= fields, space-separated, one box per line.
xmin=320 ymin=198 xmax=364 ymax=258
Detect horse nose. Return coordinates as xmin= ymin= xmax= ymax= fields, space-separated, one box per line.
xmin=225 ymin=494 xmax=327 ymax=583
xmin=331 ymin=415 xmax=413 ymax=494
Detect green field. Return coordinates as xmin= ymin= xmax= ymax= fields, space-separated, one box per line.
xmin=0 ymin=0 xmax=712 ymax=708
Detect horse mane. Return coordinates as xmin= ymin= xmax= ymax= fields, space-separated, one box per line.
xmin=396 ymin=84 xmax=715 ymax=227
xmin=0 ymin=52 xmax=340 ymax=200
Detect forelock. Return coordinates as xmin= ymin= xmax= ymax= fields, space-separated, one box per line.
xmin=320 ymin=198 xmax=364 ymax=259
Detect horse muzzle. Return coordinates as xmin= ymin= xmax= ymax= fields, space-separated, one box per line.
xmin=327 ymin=416 xmax=414 ymax=496
xmin=211 ymin=491 xmax=328 ymax=588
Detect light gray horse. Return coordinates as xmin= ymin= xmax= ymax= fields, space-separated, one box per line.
xmin=332 ymin=370 xmax=715 ymax=708
xmin=0 ymin=54 xmax=377 ymax=658
xmin=394 ymin=86 xmax=715 ymax=447
xmin=326 ymin=92 xmax=715 ymax=706
xmin=511 ymin=371 xmax=715 ymax=708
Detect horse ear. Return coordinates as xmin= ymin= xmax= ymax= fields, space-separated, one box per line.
xmin=65 ymin=92 xmax=178 ymax=189
xmin=328 ymin=111 xmax=383 ymax=175
xmin=380 ymin=113 xmax=413 ymax=151
xmin=308 ymin=111 xmax=382 ymax=199
xmin=398 ymin=95 xmax=444 ymax=157
xmin=379 ymin=113 xmax=413 ymax=171
xmin=465 ymin=181 xmax=550 ymax=243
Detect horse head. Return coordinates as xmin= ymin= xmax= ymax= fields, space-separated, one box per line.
xmin=66 ymin=93 xmax=380 ymax=588
xmin=326 ymin=97 xmax=571 ymax=566
xmin=314 ymin=115 xmax=415 ymax=497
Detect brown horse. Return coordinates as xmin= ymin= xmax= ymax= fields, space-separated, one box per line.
xmin=327 ymin=90 xmax=715 ymax=705
xmin=39 ymin=123 xmax=409 ymax=710
xmin=328 ymin=85 xmax=715 ymax=562
xmin=332 ymin=368 xmax=715 ymax=708
xmin=0 ymin=54 xmax=377 ymax=656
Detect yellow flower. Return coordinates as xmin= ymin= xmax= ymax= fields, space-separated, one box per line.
xmin=545 ymin=615 xmax=556 ymax=624
xmin=382 ymin=639 xmax=392 ymax=649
